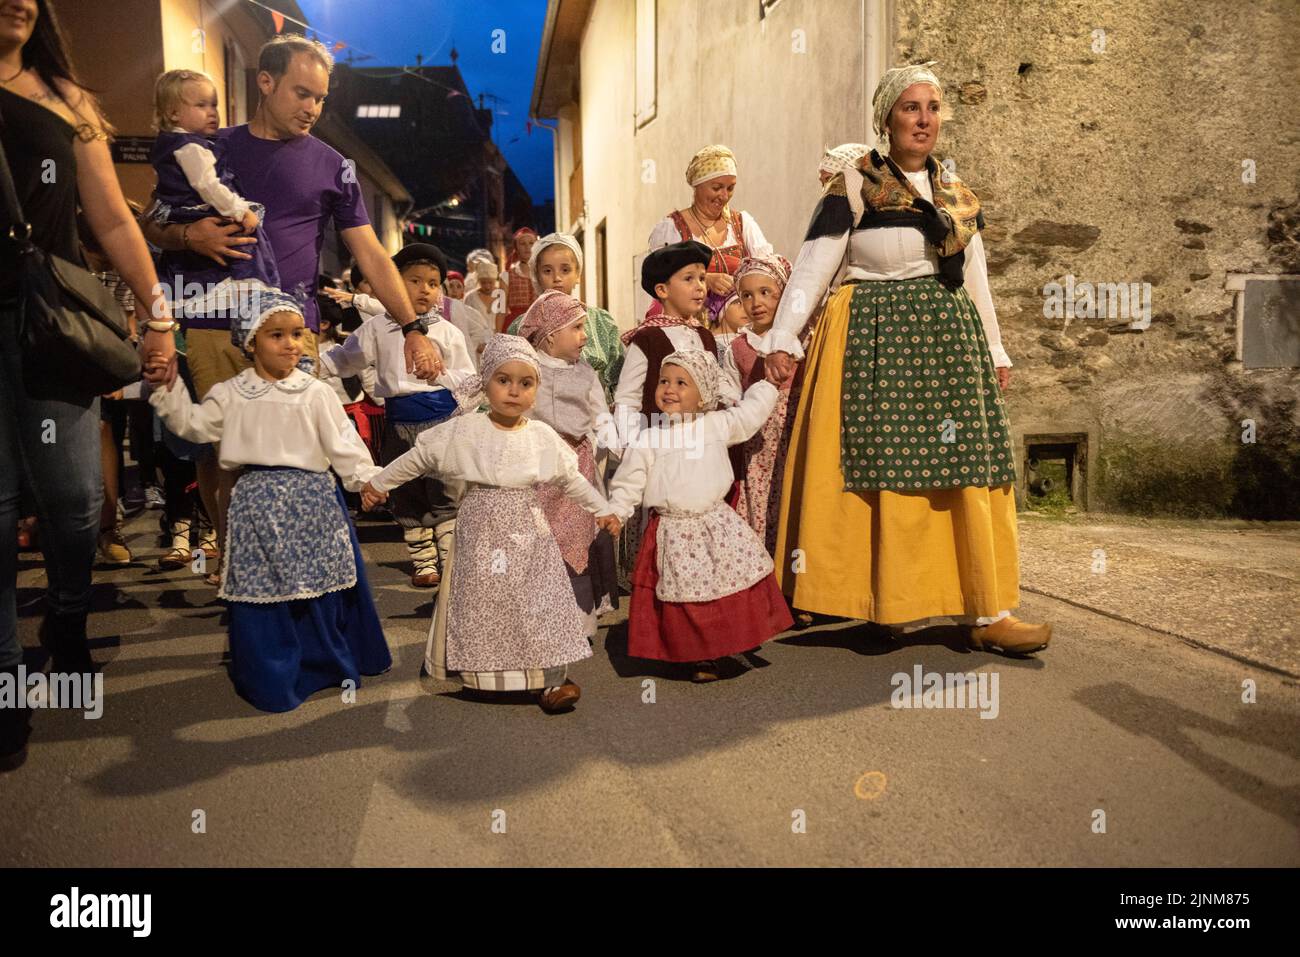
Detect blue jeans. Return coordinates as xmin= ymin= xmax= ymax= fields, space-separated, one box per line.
xmin=0 ymin=302 xmax=104 ymax=667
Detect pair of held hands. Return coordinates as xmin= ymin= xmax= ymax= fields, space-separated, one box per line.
xmin=358 ymin=481 xmax=622 ymax=538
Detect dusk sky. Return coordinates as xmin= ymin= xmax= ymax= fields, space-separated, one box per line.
xmin=296 ymin=0 xmax=554 ymax=204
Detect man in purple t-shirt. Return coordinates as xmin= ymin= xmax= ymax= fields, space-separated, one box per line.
xmin=142 ymin=36 xmax=442 ymax=578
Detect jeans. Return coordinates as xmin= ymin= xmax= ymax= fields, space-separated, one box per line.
xmin=0 ymin=302 xmax=104 ymax=667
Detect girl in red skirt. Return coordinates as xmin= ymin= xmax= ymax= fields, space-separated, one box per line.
xmin=607 ymin=349 xmax=793 ymax=682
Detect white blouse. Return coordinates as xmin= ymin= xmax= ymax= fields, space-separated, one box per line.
xmin=759 ymin=168 xmax=1011 ymax=368
xmin=319 ymin=309 xmax=476 ymax=400
xmin=370 ymin=413 xmax=612 ymax=516
xmin=647 ymin=209 xmax=774 ymax=258
xmin=148 ymin=369 xmax=381 ymax=491
xmin=606 ymin=380 xmax=779 ymax=521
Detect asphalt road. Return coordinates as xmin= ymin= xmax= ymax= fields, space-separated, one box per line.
xmin=4 ymin=509 xmax=1298 ymax=867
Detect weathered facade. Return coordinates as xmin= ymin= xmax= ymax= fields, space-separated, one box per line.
xmin=533 ymin=0 xmax=1300 ymax=517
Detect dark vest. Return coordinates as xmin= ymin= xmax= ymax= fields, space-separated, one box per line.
xmin=632 ymin=325 xmax=718 ymax=415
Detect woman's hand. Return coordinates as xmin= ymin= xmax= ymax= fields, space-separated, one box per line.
xmin=322 ymin=286 xmax=354 ymax=306
xmin=764 ymin=351 xmax=796 ymax=386
xmin=596 ymin=514 xmax=621 ymax=537
xmin=705 ymin=273 xmax=734 ymax=297
xmin=186 ymin=217 xmax=257 ymax=266
xmin=996 ymin=367 xmax=1011 ymax=391
xmin=142 ymin=348 xmax=177 ymax=388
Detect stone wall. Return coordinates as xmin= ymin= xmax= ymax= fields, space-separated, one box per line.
xmin=895 ymin=0 xmax=1300 ymax=517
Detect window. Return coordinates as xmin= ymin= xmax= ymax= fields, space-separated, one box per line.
xmin=356 ymin=104 xmax=401 ymax=118
xmin=635 ymin=0 xmax=656 ymax=128
xmin=1230 ymin=275 xmax=1300 ymax=369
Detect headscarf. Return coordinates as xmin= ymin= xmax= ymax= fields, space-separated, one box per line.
xmin=819 ymin=143 xmax=870 ymax=178
xmin=528 ymin=232 xmax=583 ymax=285
xmin=480 ymin=333 xmax=541 ymax=380
xmin=507 ymin=227 xmax=539 ymax=268
xmin=517 ymin=289 xmax=586 ymax=348
xmin=685 ymin=144 xmax=737 ymax=188
xmin=733 ymin=254 xmax=792 ymax=294
xmin=820 ymin=143 xmax=871 ymax=223
xmin=232 ymin=287 xmax=303 ymax=353
xmin=871 ymin=61 xmax=942 ymax=156
xmin=445 ymin=270 xmax=464 ymax=283
xmin=660 ymin=349 xmax=721 ymax=412
xmin=466 ymin=248 xmax=494 ymax=269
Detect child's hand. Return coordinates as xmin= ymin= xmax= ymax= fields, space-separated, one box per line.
xmin=142 ymin=349 xmax=177 ymax=387
xmin=240 ymin=209 xmax=260 ymax=234
xmin=323 ymin=286 xmax=354 ymax=306
xmin=360 ymin=482 xmax=388 ymax=511
xmin=596 ymin=514 xmax=621 ymax=537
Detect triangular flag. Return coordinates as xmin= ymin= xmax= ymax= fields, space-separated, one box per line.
xmin=271 ymin=11 xmax=284 ymax=33
xmin=332 ymin=41 xmax=346 ymax=52
xmin=526 ymin=121 xmax=532 ymax=135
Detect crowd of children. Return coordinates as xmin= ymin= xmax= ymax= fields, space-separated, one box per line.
xmin=48 ymin=70 xmax=859 ymax=718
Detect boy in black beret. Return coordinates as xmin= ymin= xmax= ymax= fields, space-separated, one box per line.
xmin=612 ymin=240 xmax=740 ymax=450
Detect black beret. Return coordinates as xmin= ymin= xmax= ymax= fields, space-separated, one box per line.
xmin=393 ymin=243 xmax=448 ymax=280
xmin=641 ymin=240 xmax=712 ymax=298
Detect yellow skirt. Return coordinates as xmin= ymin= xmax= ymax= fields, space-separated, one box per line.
xmin=774 ymin=282 xmax=1020 ymax=624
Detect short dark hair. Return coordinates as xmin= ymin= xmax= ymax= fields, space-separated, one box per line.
xmin=258 ymin=35 xmax=334 ymax=82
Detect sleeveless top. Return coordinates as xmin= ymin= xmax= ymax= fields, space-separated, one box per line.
xmin=0 ymin=86 xmax=80 ymax=293
xmin=631 ymin=325 xmax=718 ymax=416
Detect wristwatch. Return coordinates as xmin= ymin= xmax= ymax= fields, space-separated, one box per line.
xmin=400 ymin=318 xmax=429 ymax=336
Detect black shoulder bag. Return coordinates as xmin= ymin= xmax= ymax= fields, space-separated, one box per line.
xmin=0 ymin=111 xmax=141 ymax=397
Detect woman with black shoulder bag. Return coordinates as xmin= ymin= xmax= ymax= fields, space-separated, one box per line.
xmin=0 ymin=0 xmax=175 ymax=771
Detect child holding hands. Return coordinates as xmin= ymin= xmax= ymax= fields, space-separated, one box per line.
xmin=363 ymin=335 xmax=619 ymax=713
xmin=607 ymin=349 xmax=792 ymax=683
xmin=512 ymin=290 xmax=620 ymax=639
xmin=721 ymin=254 xmax=801 ymax=553
xmin=146 ymin=293 xmax=391 ymax=712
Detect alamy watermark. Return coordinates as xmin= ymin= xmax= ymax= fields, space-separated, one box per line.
xmin=1042 ymin=274 xmax=1151 ymax=330
xmin=890 ymin=665 xmax=999 ymax=719
xmin=0 ymin=666 xmax=103 ymax=719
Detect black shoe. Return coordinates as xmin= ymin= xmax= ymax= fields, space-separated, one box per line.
xmin=0 ymin=665 xmax=32 ymax=772
xmin=38 ymin=611 xmax=98 ymax=675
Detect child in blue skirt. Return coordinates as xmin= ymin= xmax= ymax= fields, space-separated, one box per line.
xmin=146 ymin=291 xmax=391 ymax=711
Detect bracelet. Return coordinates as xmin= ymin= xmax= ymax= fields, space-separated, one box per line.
xmin=180 ymin=223 xmax=192 ymax=251
xmin=146 ymin=319 xmax=178 ymax=333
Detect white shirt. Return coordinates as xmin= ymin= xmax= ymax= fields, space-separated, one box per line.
xmin=148 ymin=369 xmax=381 ymax=490
xmin=606 ymin=380 xmax=778 ymax=521
xmin=610 ymin=324 xmax=744 ymax=454
xmin=370 ymin=413 xmax=611 ymax=517
xmin=759 ymin=168 xmax=1011 ymax=368
xmin=172 ymin=139 xmax=252 ymax=221
xmin=319 ymin=310 xmax=476 ymax=400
